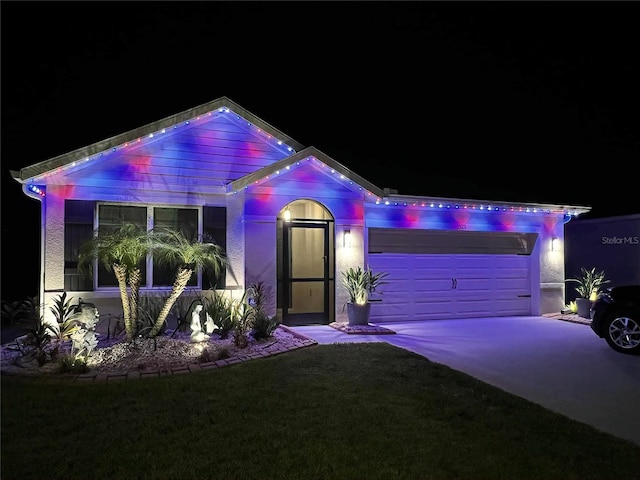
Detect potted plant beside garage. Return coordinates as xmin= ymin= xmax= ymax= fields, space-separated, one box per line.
xmin=566 ymin=267 xmax=610 ymax=319
xmin=341 ymin=266 xmax=389 ymax=326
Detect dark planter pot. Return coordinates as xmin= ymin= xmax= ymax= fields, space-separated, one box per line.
xmin=576 ymin=298 xmax=593 ymax=319
xmin=347 ymin=302 xmax=371 ymax=326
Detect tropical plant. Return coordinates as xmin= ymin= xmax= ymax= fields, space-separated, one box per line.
xmin=146 ymin=229 xmax=226 ymax=338
xmin=1 ymin=298 xmax=35 ymax=326
xmin=22 ymin=316 xmax=52 ymax=366
xmin=251 ymin=310 xmax=279 ymax=339
xmin=230 ymin=294 xmax=254 ymax=348
xmin=47 ymin=292 xmax=82 ymax=357
xmin=246 ymin=280 xmax=279 ymax=339
xmin=78 ymin=223 xmax=152 ymax=341
xmin=341 ymin=266 xmax=389 ymax=306
xmin=137 ymin=291 xmax=172 ymax=337
xmin=566 ymin=267 xmax=610 ymax=301
xmin=201 ymin=290 xmax=233 ymax=338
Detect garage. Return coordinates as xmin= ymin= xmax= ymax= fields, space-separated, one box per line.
xmin=367 ymin=228 xmax=538 ymax=322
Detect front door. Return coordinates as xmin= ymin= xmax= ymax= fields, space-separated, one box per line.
xmin=282 ymin=220 xmax=332 ymax=325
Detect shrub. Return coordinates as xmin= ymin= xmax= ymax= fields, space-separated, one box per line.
xmin=58 ymin=354 xmax=89 ymax=374
xmin=202 ymin=291 xmax=234 ymax=339
xmin=137 ymin=292 xmax=172 ymax=337
xmin=2 ymin=297 xmax=39 ymax=325
xmin=22 ymin=316 xmax=52 ymax=366
xmin=251 ymin=310 xmax=280 ymax=339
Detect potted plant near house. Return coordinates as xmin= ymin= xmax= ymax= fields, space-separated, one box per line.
xmin=566 ymin=267 xmax=610 ymax=319
xmin=341 ymin=266 xmax=389 ymax=326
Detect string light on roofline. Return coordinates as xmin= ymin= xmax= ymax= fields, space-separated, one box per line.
xmin=33 ymin=106 xmax=296 ymax=180
xmin=27 ymin=185 xmax=46 ymax=197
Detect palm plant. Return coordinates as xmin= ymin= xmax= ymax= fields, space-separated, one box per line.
xmin=78 ymin=223 xmax=152 ymax=341
xmin=566 ymin=267 xmax=610 ymax=301
xmin=341 ymin=266 xmax=388 ymax=306
xmin=147 ymin=229 xmax=226 ymax=338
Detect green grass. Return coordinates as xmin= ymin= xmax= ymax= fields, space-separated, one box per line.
xmin=2 ymin=343 xmax=639 ymax=480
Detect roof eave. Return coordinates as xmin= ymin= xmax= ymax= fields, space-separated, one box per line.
xmin=385 ymin=193 xmax=591 ymax=216
xmin=13 ymin=96 xmax=306 ymax=182
xmin=227 ymin=146 xmax=386 ymax=199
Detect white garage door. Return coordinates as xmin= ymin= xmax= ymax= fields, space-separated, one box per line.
xmin=367 ymin=229 xmax=537 ymax=322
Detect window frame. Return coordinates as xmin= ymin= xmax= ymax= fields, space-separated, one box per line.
xmin=88 ymin=202 xmax=226 ymax=291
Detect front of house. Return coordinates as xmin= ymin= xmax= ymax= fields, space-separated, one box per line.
xmin=11 ymin=96 xmax=591 ymax=327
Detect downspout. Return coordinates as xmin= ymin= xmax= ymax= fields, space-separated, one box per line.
xmin=20 ymin=181 xmax=46 ymax=308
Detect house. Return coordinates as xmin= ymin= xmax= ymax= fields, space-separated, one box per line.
xmin=11 ymin=96 xmax=591 ymax=328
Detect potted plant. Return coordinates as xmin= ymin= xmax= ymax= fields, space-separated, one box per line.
xmin=566 ymin=267 xmax=610 ymax=319
xmin=341 ymin=266 xmax=389 ymax=326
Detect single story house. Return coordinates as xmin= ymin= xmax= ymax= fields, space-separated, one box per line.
xmin=11 ymin=96 xmax=591 ymax=327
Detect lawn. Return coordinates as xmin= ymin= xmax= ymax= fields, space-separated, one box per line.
xmin=2 ymin=342 xmax=639 ymax=480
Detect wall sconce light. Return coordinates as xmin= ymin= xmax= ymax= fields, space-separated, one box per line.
xmin=343 ymin=229 xmax=352 ymax=248
xmin=551 ymin=237 xmax=558 ymax=252
xmin=283 ymin=208 xmax=291 ymax=222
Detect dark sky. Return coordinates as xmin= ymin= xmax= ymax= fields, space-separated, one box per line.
xmin=2 ymin=1 xmax=639 ymax=300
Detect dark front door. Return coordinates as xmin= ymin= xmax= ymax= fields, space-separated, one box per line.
xmin=282 ymin=220 xmax=331 ymax=325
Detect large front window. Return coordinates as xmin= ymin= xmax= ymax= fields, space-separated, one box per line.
xmin=64 ymin=203 xmax=226 ymax=291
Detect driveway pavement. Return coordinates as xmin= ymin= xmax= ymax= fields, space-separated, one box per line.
xmin=289 ymin=316 xmax=640 ymax=447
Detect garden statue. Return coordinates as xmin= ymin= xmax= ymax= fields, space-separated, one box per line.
xmin=190 ymin=304 xmax=210 ymax=343
xmin=204 ymin=312 xmax=215 ymax=335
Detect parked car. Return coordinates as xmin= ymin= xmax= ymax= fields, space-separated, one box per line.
xmin=590 ymin=285 xmax=640 ymax=355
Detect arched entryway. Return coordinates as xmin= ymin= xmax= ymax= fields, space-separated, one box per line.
xmin=277 ymin=200 xmax=335 ymax=326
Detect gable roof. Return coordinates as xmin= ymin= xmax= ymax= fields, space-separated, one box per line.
xmin=11 ymin=96 xmax=305 ymax=183
xmin=228 ymin=146 xmax=386 ymax=200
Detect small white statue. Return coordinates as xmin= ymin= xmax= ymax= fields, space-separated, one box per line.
xmin=190 ymin=304 xmax=210 ymax=343
xmin=204 ymin=312 xmax=215 ymax=335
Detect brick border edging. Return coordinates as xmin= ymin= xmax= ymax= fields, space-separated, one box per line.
xmin=3 ymin=325 xmax=318 ymax=385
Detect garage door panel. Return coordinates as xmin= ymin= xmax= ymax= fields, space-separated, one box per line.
xmin=494 ymin=298 xmax=530 ymax=315
xmin=371 ymin=301 xmax=406 ymax=321
xmin=368 ymin=250 xmax=532 ymax=322
xmin=495 ymin=277 xmax=529 ymax=291
xmin=455 ymin=299 xmax=493 ymax=317
xmin=413 ymin=299 xmax=455 ymax=320
xmin=380 ymin=279 xmax=412 ymax=295
xmin=414 ymin=279 xmax=452 ymax=294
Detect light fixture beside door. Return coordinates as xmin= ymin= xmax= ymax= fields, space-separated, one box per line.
xmin=343 ymin=229 xmax=351 ymax=248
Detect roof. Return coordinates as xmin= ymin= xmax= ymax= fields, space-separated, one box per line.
xmin=10 ymin=96 xmax=305 ymax=183
xmin=10 ymin=96 xmax=591 ymax=217
xmin=228 ymin=146 xmax=386 ymax=200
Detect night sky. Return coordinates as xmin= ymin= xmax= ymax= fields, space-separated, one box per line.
xmin=2 ymin=2 xmax=639 ymax=301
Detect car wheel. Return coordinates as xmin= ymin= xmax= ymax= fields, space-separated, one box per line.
xmin=603 ymin=309 xmax=640 ymax=355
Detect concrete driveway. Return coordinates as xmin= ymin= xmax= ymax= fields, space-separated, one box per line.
xmin=290 ymin=316 xmax=640 ymax=447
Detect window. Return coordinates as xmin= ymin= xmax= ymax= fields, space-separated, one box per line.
xmin=64 ymin=200 xmax=94 ymax=291
xmin=152 ymin=207 xmax=198 ymax=287
xmin=97 ymin=205 xmax=147 ymax=287
xmin=64 ymin=203 xmax=227 ymax=290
